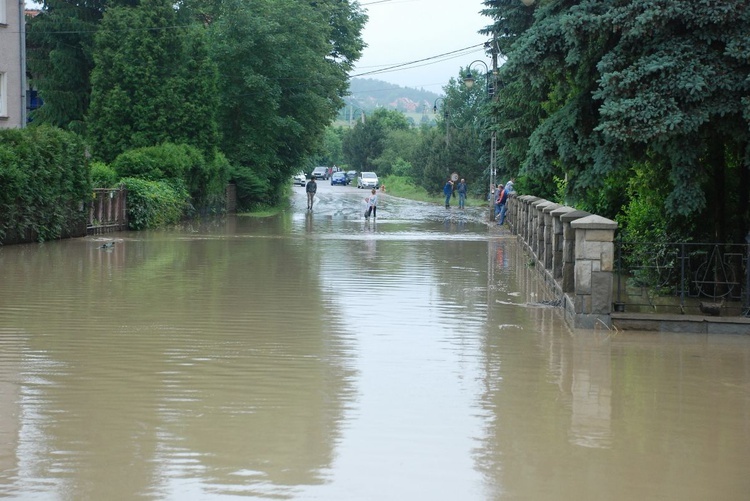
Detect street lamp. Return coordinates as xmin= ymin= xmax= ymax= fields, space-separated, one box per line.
xmin=463 ymin=60 xmax=490 ymax=94
xmin=349 ymin=106 xmax=366 ymax=126
xmin=462 ymin=59 xmax=497 ymax=217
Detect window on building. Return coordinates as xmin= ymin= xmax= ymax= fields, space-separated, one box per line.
xmin=0 ymin=0 xmax=6 ymax=25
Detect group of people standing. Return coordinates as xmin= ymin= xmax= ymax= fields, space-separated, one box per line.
xmin=443 ymin=176 xmax=515 ymax=225
xmin=444 ymin=178 xmax=468 ymax=209
xmin=307 ymin=172 xmax=514 ymax=223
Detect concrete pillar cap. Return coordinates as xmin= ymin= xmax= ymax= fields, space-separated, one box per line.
xmin=550 ymin=206 xmax=577 ymax=217
xmin=570 ymin=214 xmax=618 ymax=229
xmin=542 ymin=202 xmax=562 ymax=213
xmin=560 ymin=210 xmax=591 ymax=223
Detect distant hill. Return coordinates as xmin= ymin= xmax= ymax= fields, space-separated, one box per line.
xmin=341 ymin=78 xmax=443 ymax=116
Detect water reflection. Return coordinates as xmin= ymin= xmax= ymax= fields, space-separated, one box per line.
xmin=475 ymin=238 xmax=750 ymax=499
xmin=0 ymin=188 xmax=749 ymax=500
xmin=0 ymin=216 xmax=357 ymax=499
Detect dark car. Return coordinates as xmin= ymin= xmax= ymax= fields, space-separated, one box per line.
xmin=345 ymin=170 xmax=357 ymax=184
xmin=311 ymin=166 xmax=329 ymax=180
xmin=330 ymin=172 xmax=347 ymax=186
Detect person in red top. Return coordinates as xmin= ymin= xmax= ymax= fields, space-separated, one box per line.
xmin=496 ymin=184 xmax=509 ymax=225
xmin=494 ymin=182 xmax=505 ymax=221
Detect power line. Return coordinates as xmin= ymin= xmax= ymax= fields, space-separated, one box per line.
xmin=350 ymin=43 xmax=485 ymax=79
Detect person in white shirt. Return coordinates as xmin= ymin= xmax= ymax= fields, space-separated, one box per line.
xmin=365 ymin=189 xmax=378 ymax=218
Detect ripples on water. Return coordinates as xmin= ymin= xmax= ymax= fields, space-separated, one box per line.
xmin=1 ymin=188 xmax=749 ymax=500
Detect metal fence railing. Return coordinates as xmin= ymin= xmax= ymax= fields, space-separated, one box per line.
xmin=614 ymin=240 xmax=750 ymax=317
xmin=88 ymin=187 xmax=128 ymax=234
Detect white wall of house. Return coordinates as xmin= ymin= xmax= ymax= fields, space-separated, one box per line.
xmin=0 ymin=0 xmax=25 ymax=128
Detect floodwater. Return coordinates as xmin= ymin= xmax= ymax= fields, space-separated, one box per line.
xmin=1 ymin=182 xmax=749 ymax=501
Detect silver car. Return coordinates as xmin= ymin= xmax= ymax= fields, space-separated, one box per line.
xmin=357 ymin=172 xmax=379 ymax=189
xmin=312 ymin=166 xmax=329 ymax=180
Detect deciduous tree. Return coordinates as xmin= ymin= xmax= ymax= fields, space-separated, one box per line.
xmin=87 ymin=0 xmax=219 ymax=163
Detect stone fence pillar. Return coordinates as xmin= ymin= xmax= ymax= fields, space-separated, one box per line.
xmin=540 ymin=201 xmax=561 ymax=270
xmin=517 ymin=196 xmax=539 ymax=249
xmin=531 ymin=199 xmax=547 ymax=257
xmin=559 ymin=210 xmax=591 ymax=293
xmin=570 ymin=215 xmax=618 ymax=328
xmin=549 ymin=206 xmax=577 ymax=282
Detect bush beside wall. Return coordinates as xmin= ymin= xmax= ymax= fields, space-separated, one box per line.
xmin=120 ymin=178 xmax=189 ymax=230
xmin=0 ymin=126 xmax=90 ymax=244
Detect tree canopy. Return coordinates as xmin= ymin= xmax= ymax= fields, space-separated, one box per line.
xmin=481 ymin=0 xmax=750 ymax=242
xmin=27 ymin=0 xmax=367 ymax=208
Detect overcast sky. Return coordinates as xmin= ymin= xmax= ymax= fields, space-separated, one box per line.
xmin=24 ymin=0 xmax=491 ymax=94
xmin=351 ymin=0 xmax=491 ymax=93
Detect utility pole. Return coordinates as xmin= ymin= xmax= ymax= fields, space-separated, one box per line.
xmin=489 ymin=39 xmax=499 ymax=217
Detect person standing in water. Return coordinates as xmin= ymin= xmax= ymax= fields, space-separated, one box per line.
xmin=365 ymin=188 xmax=378 ymax=219
xmin=305 ymin=176 xmax=317 ymax=210
xmin=456 ymin=178 xmax=467 ymax=209
xmin=443 ymin=179 xmax=453 ymax=208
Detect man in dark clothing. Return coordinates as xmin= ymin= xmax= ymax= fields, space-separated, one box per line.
xmin=456 ymin=178 xmax=467 ymax=209
xmin=305 ymin=177 xmax=317 ymax=210
xmin=443 ymin=179 xmax=454 ymax=208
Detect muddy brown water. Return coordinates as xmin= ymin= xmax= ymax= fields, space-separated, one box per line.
xmin=1 ymin=183 xmax=749 ymax=500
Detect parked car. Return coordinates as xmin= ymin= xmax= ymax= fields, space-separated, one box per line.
xmin=292 ymin=172 xmax=307 ymax=186
xmin=330 ymin=172 xmax=347 ymax=186
xmin=345 ymin=170 xmax=358 ymax=184
xmin=357 ymin=172 xmax=379 ymax=189
xmin=312 ymin=166 xmax=329 ymax=180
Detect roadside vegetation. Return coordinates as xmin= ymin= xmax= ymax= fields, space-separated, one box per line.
xmin=4 ymin=0 xmax=366 ymax=241
xmin=5 ymin=0 xmax=748 ymax=246
xmin=327 ymin=1 xmax=750 ymax=245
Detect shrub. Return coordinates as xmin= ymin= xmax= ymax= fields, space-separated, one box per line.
xmin=0 ymin=126 xmax=89 ymax=243
xmin=230 ymin=164 xmax=272 ymax=211
xmin=112 ymin=143 xmax=196 ymax=183
xmin=112 ymin=143 xmax=228 ymax=213
xmin=120 ymin=177 xmax=189 ymax=230
xmin=90 ymin=161 xmax=119 ymax=188
xmin=190 ymin=152 xmax=230 ymax=213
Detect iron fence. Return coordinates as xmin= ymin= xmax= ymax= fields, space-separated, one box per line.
xmin=88 ymin=187 xmax=128 ymax=234
xmin=614 ymin=239 xmax=750 ymax=317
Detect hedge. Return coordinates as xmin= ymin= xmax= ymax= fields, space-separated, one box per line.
xmin=0 ymin=126 xmax=90 ymax=243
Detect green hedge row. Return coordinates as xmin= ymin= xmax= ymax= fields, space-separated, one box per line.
xmin=120 ymin=177 xmax=190 ymax=230
xmin=111 ymin=143 xmax=229 ymax=214
xmin=1 ymin=129 xmax=232 ymax=242
xmin=0 ymin=126 xmax=90 ymax=243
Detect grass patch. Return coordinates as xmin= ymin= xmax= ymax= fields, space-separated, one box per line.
xmin=381 ymin=175 xmax=490 ymax=208
xmin=238 ymin=206 xmax=285 ymax=217
xmin=380 ymin=175 xmax=435 ymax=203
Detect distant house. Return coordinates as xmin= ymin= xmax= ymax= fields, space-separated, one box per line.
xmin=0 ymin=0 xmax=27 ymax=128
xmin=389 ymin=97 xmax=419 ymax=113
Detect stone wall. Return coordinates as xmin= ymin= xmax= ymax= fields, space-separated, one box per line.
xmin=507 ymin=196 xmax=618 ymax=329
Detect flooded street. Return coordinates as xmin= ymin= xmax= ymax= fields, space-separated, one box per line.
xmin=1 ymin=182 xmax=749 ymax=500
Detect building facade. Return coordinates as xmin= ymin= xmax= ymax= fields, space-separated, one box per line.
xmin=0 ymin=0 xmax=26 ymax=128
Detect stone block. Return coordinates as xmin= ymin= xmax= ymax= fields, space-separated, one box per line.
xmin=584 ymin=229 xmax=615 ymax=242
xmin=575 ymin=260 xmax=592 ymax=294
xmin=601 ymin=245 xmax=614 ymax=272
xmin=591 ymin=272 xmax=613 ymax=313
xmin=562 ymin=263 xmax=575 ymax=292
xmin=577 ymin=241 xmax=611 ymax=261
